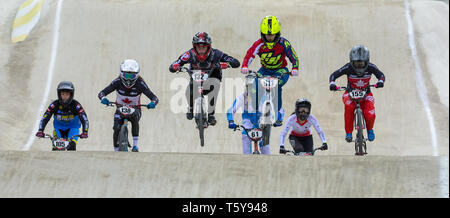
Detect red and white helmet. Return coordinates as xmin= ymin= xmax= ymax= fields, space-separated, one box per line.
xmin=192 ymin=32 xmax=212 ymax=62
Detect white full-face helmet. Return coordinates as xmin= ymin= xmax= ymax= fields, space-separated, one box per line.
xmin=120 ymin=59 xmax=140 ymax=88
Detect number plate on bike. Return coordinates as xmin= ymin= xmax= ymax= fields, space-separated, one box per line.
xmin=248 ymin=128 xmax=263 ymax=141
xmin=260 ymin=77 xmax=278 ymax=90
xmin=349 ymin=89 xmax=366 ymax=99
xmin=191 ymin=70 xmax=208 ymax=82
xmin=118 ymin=106 xmax=135 ymax=116
xmin=53 ymin=139 xmax=69 ymax=150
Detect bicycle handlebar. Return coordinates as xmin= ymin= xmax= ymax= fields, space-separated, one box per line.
xmin=283 ymin=144 xmax=327 ymax=156
xmin=43 ymin=133 xmax=82 ymax=141
xmin=178 ymin=62 xmax=230 ymax=74
xmin=336 ymin=84 xmax=377 ymax=91
xmin=248 ymin=70 xmax=292 ymax=78
xmin=106 ymin=102 xmax=148 ymax=108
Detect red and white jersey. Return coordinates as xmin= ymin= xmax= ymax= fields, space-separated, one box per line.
xmin=280 ymin=114 xmax=327 ymax=146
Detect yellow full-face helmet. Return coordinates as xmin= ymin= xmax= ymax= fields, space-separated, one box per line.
xmin=260 ymin=15 xmax=281 ymax=49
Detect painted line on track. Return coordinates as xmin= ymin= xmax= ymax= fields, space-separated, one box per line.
xmin=23 ymin=0 xmax=64 ymax=150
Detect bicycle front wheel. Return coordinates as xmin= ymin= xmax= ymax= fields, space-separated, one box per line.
xmin=118 ymin=124 xmax=129 ymax=152
xmin=355 ymin=109 xmax=365 ymax=155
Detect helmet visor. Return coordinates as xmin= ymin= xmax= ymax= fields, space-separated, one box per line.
xmin=297 ymin=107 xmax=309 ymax=114
xmin=352 ymin=61 xmax=367 ymax=69
xmin=122 ymin=72 xmax=137 ymax=80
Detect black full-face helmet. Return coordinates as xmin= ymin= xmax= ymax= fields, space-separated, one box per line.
xmin=295 ymin=98 xmax=311 ymax=120
xmin=57 ymin=81 xmax=75 ymax=106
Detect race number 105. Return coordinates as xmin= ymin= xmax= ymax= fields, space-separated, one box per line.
xmin=225 ymin=202 xmax=268 ymax=213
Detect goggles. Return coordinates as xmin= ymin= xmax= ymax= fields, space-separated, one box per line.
xmin=122 ymin=72 xmax=137 ymax=80
xmin=297 ymin=109 xmax=309 ymax=114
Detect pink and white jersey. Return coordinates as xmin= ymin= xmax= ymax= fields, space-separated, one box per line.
xmin=280 ymin=114 xmax=327 ymax=146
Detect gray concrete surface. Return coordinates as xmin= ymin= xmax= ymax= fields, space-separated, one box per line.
xmin=0 ymin=0 xmax=448 ymax=197
xmin=0 ymin=151 xmax=446 ymax=197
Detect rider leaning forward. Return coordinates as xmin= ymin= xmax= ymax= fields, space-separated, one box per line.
xmin=240 ymin=15 xmax=300 ymax=127
xmin=329 ymin=45 xmax=385 ymax=143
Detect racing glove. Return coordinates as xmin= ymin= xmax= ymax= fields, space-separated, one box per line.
xmin=241 ymin=67 xmax=249 ymax=74
xmin=170 ymin=63 xmax=180 ymax=72
xmin=147 ymin=102 xmax=156 ymax=109
xmin=80 ymin=132 xmax=88 ymax=139
xmin=329 ymin=83 xmax=338 ymax=91
xmin=228 ymin=120 xmax=237 ymax=129
xmin=36 ymin=131 xmax=45 ymax=138
xmin=101 ymin=97 xmax=110 ymax=105
xmin=291 ymin=68 xmax=299 ymax=76
xmin=376 ymin=81 xmax=384 ymax=88
xmin=321 ymin=143 xmax=328 ymax=150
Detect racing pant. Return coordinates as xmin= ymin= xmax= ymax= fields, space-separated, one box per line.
xmin=289 ymin=134 xmax=313 ymax=153
xmin=342 ymin=92 xmax=376 ymax=134
xmin=113 ymin=108 xmax=141 ymax=148
xmin=53 ymin=127 xmax=79 ymax=150
xmin=186 ymin=77 xmax=221 ymax=116
xmin=257 ymin=67 xmax=290 ymax=121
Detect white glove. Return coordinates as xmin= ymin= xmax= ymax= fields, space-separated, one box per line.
xmin=241 ymin=67 xmax=249 ymax=74
xmin=291 ymin=69 xmax=299 ymax=76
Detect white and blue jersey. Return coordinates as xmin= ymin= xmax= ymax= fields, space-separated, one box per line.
xmin=227 ymin=92 xmax=284 ymax=135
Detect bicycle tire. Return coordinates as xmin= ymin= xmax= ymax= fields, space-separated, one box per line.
xmin=198 ymin=98 xmax=205 ymax=147
xmin=118 ymin=124 xmax=129 ymax=152
xmin=355 ymin=109 xmax=365 ymax=155
xmin=261 ymin=124 xmax=271 ymax=147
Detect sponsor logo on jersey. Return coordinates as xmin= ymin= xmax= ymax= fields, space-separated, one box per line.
xmin=181 ymin=52 xmax=190 ymax=61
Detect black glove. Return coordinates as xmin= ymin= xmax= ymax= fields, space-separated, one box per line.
xmin=279 ymin=146 xmax=287 ymax=154
xmin=321 ymin=143 xmax=328 ymax=150
xmin=376 ymin=81 xmax=384 ymax=88
xmin=329 ymin=84 xmax=337 ymax=91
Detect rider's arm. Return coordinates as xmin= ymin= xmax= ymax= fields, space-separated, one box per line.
xmin=280 ymin=115 xmax=294 ymax=146
xmin=139 ymin=79 xmax=159 ymax=105
xmin=226 ymin=93 xmax=245 ymax=122
xmin=309 ymin=114 xmax=327 ymax=143
xmin=218 ymin=51 xmax=240 ymax=68
xmin=368 ymin=63 xmax=386 ymax=84
xmin=280 ymin=38 xmax=299 ymax=71
xmin=169 ymin=50 xmax=192 ymax=72
xmin=72 ymin=100 xmax=89 ymax=133
xmin=98 ymin=78 xmax=120 ymax=100
xmin=329 ymin=63 xmax=350 ymax=85
xmin=242 ymin=39 xmax=264 ymax=68
xmin=38 ymin=101 xmax=58 ymax=131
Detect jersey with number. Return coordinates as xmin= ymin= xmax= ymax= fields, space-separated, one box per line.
xmin=329 ymin=62 xmax=385 ymax=92
xmin=242 ymin=37 xmax=299 ymax=70
xmin=280 ymin=114 xmax=326 ymax=146
xmin=98 ymin=76 xmax=159 ymax=107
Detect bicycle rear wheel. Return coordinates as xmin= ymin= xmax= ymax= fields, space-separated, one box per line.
xmin=118 ymin=124 xmax=129 ymax=152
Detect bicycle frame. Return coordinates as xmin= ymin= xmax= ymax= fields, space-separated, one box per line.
xmin=179 ymin=65 xmax=230 ymax=147
xmin=336 ymin=85 xmax=376 ymax=155
xmin=107 ymin=102 xmax=147 ymax=152
xmin=234 ymin=124 xmax=264 ymax=154
xmin=247 ymin=70 xmax=291 ymax=147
